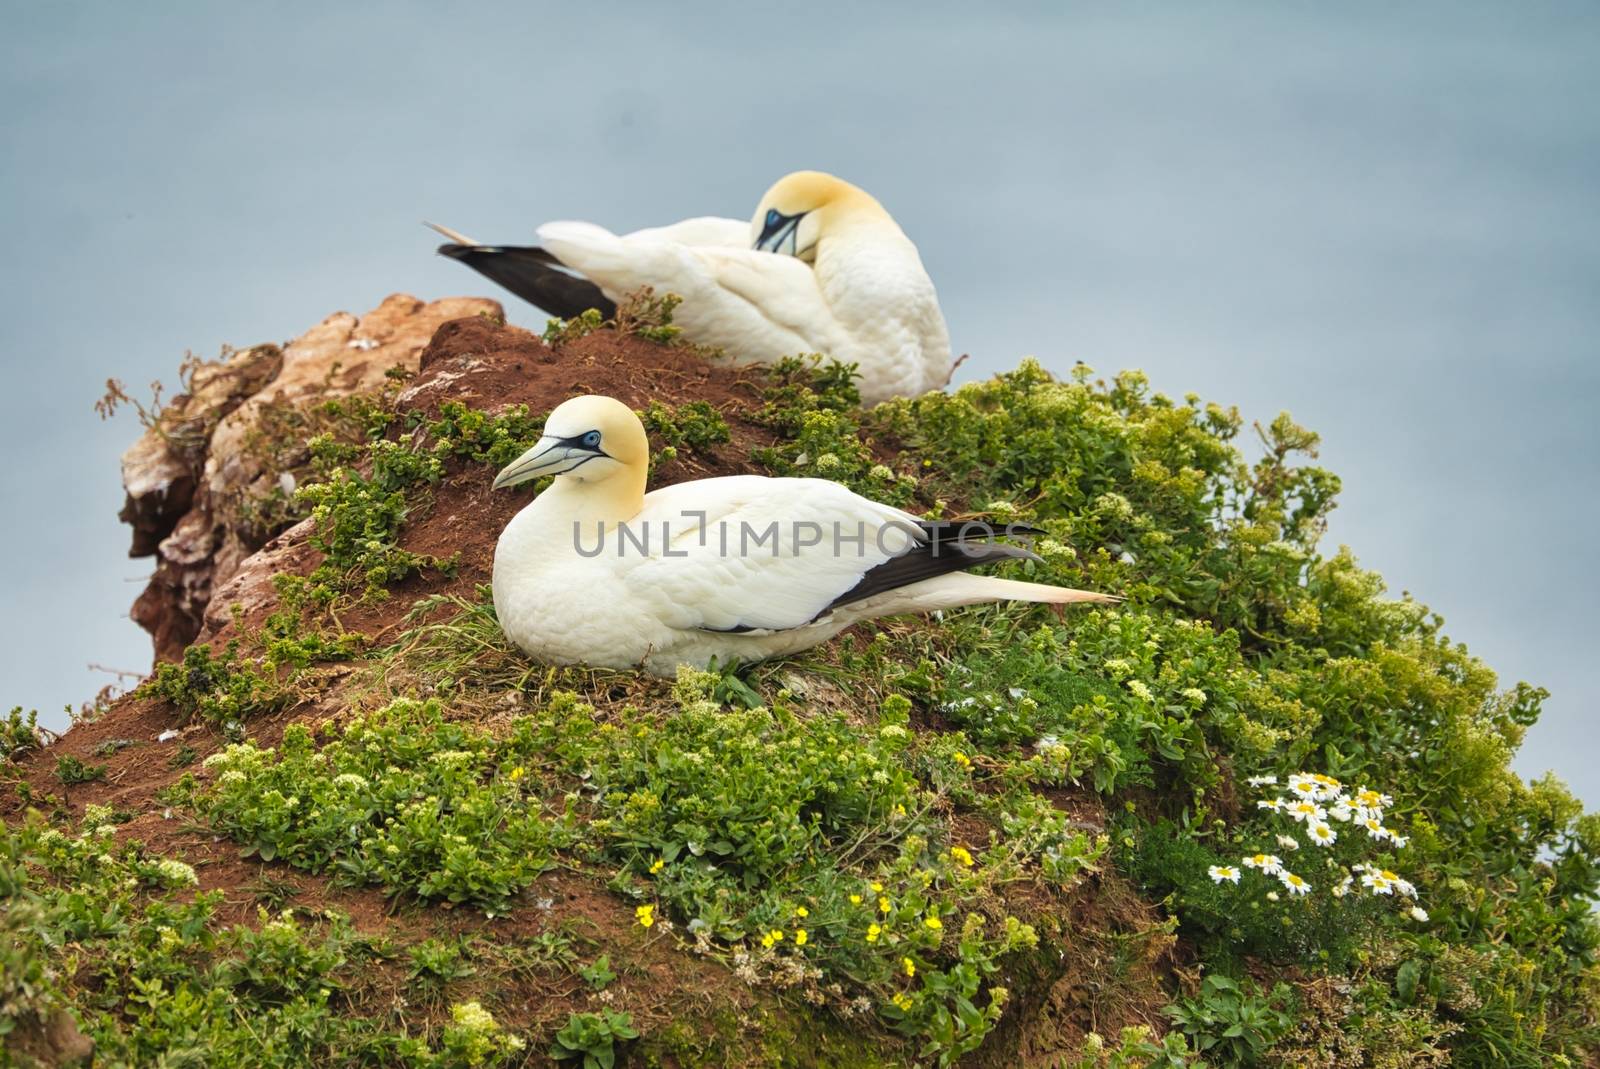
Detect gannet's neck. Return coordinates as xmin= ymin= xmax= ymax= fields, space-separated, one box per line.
xmin=535 ymin=468 xmax=647 ymax=526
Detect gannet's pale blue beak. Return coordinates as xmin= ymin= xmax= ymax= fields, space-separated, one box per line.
xmin=754 ymin=208 xmax=804 ymax=255
xmin=493 ymin=433 xmax=607 ymax=489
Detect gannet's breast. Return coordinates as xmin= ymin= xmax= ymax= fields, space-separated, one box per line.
xmin=814 ymin=226 xmax=952 ymax=403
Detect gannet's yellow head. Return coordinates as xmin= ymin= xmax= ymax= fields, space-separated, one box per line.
xmin=492 ymin=395 xmax=648 ymax=490
xmin=750 ymin=171 xmax=891 ymax=263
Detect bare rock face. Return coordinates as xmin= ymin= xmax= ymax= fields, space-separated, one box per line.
xmin=119 ymin=294 xmax=502 ymax=663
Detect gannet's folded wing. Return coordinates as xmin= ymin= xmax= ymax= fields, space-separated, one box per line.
xmin=621 ymin=476 xmax=918 ymax=633
xmin=536 ymin=222 xmax=847 ymax=356
xmin=623 ymin=216 xmax=750 ymax=248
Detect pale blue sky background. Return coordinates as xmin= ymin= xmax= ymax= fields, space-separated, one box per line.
xmin=2 ymin=3 xmax=1596 ymax=804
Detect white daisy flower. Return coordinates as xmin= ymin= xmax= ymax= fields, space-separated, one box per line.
xmin=1309 ymin=774 xmax=1344 ymax=800
xmin=1242 ymin=853 xmax=1284 ymax=876
xmin=1361 ymin=871 xmax=1395 ymax=896
xmin=1328 ymin=798 xmax=1358 ymax=823
xmin=1287 ymin=801 xmax=1327 ymax=824
xmin=1246 ymin=775 xmax=1278 ymax=787
xmin=1409 ymin=906 xmax=1429 ymax=922
xmin=1208 ymin=865 xmax=1241 ymax=884
xmin=1307 ymin=822 xmax=1337 ymax=847
xmin=1276 ymin=834 xmax=1301 ymax=851
xmin=1362 ymin=818 xmax=1392 ymax=841
xmin=1257 ymin=798 xmax=1287 ymax=813
xmin=1354 ymin=787 xmax=1392 ymax=810
xmin=1332 ymin=874 xmax=1354 ymax=899
xmin=1376 ymin=870 xmax=1417 ymax=898
xmin=1279 ymin=871 xmax=1312 ymax=895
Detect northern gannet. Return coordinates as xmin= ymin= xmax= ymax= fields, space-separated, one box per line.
xmin=491 ymin=396 xmax=1114 ymax=676
xmin=430 ymin=172 xmax=952 ymax=405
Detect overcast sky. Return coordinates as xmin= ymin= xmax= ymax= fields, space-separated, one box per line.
xmin=2 ymin=2 xmax=1595 ymax=805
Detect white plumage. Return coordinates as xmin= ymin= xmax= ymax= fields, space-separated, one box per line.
xmin=491 ymin=396 xmax=1114 ymax=677
xmin=433 ymin=172 xmax=953 ymax=405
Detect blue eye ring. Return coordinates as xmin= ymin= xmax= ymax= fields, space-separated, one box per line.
xmin=581 ymin=430 xmax=602 ymax=449
xmin=766 ymin=208 xmax=781 ymax=227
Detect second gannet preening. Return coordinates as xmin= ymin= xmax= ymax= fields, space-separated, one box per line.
xmin=491 ymin=396 xmax=1115 ymax=677
xmin=430 ymin=172 xmax=953 ymax=404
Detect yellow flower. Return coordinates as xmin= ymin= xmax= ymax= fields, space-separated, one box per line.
xmin=760 ymin=932 xmax=776 ymax=948
xmin=795 ymin=906 xmax=809 ymax=918
xmin=849 ymin=894 xmax=863 ymax=905
xmin=635 ymin=904 xmax=655 ymax=928
xmin=892 ymin=992 xmax=914 ymax=1010
xmin=768 ymin=929 xmax=784 ymax=943
xmin=892 ymin=804 xmax=907 ymax=816
xmin=903 ymin=957 xmax=916 ymax=977
xmin=866 ymin=923 xmax=881 ymax=943
xmin=952 ymin=752 xmax=972 ymax=769
xmin=924 ymin=916 xmax=943 ymax=931
xmin=879 ymin=896 xmax=891 ymax=914
xmin=949 ymin=846 xmax=975 ymax=868
xmin=794 ymin=928 xmax=808 ymax=946
xmin=508 ymin=766 xmax=525 ymax=782
xmin=871 ymin=881 xmax=884 ymax=893
xmin=649 ymin=858 xmax=665 ymax=874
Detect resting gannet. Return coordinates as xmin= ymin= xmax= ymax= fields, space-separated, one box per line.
xmin=491 ymin=396 xmax=1114 ymax=676
xmin=430 ymin=171 xmax=952 ymax=404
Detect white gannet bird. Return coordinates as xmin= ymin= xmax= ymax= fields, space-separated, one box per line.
xmin=491 ymin=396 xmax=1114 ymax=676
xmin=429 ymin=171 xmax=952 ymax=405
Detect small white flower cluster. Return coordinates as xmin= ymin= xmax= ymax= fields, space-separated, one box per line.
xmin=154 ymin=858 xmax=199 ymax=888
xmin=1211 ymin=771 xmax=1427 ymax=922
xmin=447 ymin=1001 xmax=527 ymax=1053
xmin=1254 ymin=774 xmax=1407 ymax=850
xmin=1352 ymin=862 xmax=1417 ymax=898
xmin=1214 ymin=853 xmax=1313 ymax=895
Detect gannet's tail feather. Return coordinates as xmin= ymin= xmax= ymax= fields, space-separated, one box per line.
xmin=852 ymin=571 xmax=1120 ymax=621
xmin=426 ymin=223 xmax=616 ymax=320
xmin=931 ymin=573 xmax=1121 ymax=606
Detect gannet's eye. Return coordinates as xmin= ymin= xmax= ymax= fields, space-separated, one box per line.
xmin=766 ymin=209 xmax=781 ymax=228
xmin=580 ymin=430 xmax=602 ymax=449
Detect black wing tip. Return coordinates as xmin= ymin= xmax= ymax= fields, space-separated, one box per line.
xmin=920 ymin=520 xmax=1049 ymax=541
xmin=437 ymin=242 xmax=509 ymax=260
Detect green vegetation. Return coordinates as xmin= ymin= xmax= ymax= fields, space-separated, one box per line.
xmin=550 ymin=1009 xmax=639 ymax=1068
xmin=12 ymin=339 xmax=1598 ymax=1067
xmin=542 ymin=287 xmax=687 ymax=348
xmin=194 ymin=699 xmax=573 ymax=911
xmin=1 ymin=707 xmax=42 ymax=762
xmin=140 ymin=577 xmax=362 ymax=735
xmin=752 ymin=356 xmax=917 ymax=506
xmin=226 ymin=368 xmax=412 ymax=537
xmin=425 ymin=400 xmax=545 ymax=468
xmin=298 ymin=436 xmax=454 ymax=598
xmin=1164 ymin=975 xmax=1294 ymax=1067
xmin=52 ymin=755 xmax=105 ymax=786
xmin=1 ymin=814 xmax=531 ymax=1068
xmin=641 ymin=399 xmax=731 ymax=472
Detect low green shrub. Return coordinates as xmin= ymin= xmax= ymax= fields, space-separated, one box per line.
xmin=549 ymin=1009 xmax=638 ymax=1069
xmin=196 ymin=699 xmax=573 ymax=912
